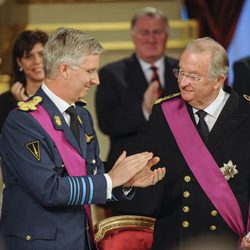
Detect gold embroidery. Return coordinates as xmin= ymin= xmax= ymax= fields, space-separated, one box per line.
xmin=85 ymin=133 xmax=94 ymax=143
xmin=18 ymin=96 xmax=42 ymax=111
xmin=154 ymin=92 xmax=181 ymax=104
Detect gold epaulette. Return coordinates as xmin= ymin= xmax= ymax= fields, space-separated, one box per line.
xmin=243 ymin=94 xmax=250 ymax=102
xmin=154 ymin=92 xmax=181 ymax=104
xmin=17 ymin=96 xmax=42 ymax=111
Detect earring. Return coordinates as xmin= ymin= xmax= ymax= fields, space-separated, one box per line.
xmin=19 ymin=67 xmax=23 ymax=72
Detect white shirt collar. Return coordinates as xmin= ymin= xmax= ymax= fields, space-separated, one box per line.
xmin=193 ymin=87 xmax=227 ymax=118
xmin=136 ymin=55 xmax=165 ymax=85
xmin=41 ymin=82 xmax=72 ymax=114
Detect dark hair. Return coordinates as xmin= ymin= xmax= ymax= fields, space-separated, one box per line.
xmin=11 ymin=30 xmax=48 ymax=86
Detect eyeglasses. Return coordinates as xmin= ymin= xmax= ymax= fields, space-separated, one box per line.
xmin=72 ymin=65 xmax=98 ymax=79
xmin=173 ymin=68 xmax=202 ymax=82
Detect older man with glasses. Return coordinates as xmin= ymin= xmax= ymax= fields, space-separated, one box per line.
xmin=129 ymin=37 xmax=250 ymax=250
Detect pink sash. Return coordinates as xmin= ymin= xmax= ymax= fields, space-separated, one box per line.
xmin=161 ymin=97 xmax=247 ymax=237
xmin=30 ymin=105 xmax=94 ymax=246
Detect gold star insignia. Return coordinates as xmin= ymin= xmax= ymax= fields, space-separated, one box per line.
xmin=26 ymin=141 xmax=41 ymax=161
xmin=220 ymin=160 xmax=238 ymax=181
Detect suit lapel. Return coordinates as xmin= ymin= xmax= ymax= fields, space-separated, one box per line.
xmin=206 ymin=89 xmax=248 ymax=152
xmin=36 ymin=88 xmax=82 ymax=154
xmin=127 ymin=54 xmax=149 ymax=98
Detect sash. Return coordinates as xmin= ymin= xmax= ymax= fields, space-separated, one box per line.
xmin=30 ymin=105 xmax=95 ymax=246
xmin=161 ymin=97 xmax=248 ymax=237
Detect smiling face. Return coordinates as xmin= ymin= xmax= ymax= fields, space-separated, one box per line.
xmin=178 ymin=49 xmax=222 ymax=110
xmin=131 ymin=15 xmax=167 ymax=64
xmin=17 ymin=42 xmax=45 ymax=85
xmin=62 ymin=54 xmax=100 ymax=104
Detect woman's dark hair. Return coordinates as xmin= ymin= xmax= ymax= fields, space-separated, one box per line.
xmin=11 ymin=30 xmax=48 ymax=86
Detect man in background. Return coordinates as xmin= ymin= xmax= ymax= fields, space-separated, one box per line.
xmin=95 ymin=6 xmax=178 ymax=217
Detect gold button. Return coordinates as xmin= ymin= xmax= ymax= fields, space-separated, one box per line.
xmin=183 ymin=206 xmax=189 ymax=213
xmin=183 ymin=191 xmax=190 ymax=198
xmin=211 ymin=210 xmax=217 ymax=216
xmin=209 ymin=225 xmax=217 ymax=231
xmin=92 ymin=159 xmax=96 ymax=164
xmin=184 ymin=176 xmax=191 ymax=182
xmin=25 ymin=235 xmax=32 ymax=241
xmin=182 ymin=221 xmax=189 ymax=228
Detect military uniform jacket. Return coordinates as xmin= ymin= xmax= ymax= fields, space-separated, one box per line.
xmin=132 ymin=87 xmax=250 ymax=249
xmin=0 ymin=88 xmax=126 ymax=250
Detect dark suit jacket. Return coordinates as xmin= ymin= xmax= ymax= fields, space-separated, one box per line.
xmin=96 ymin=53 xmax=179 ymax=170
xmin=0 ymin=91 xmax=17 ymax=133
xmin=131 ymin=87 xmax=250 ymax=249
xmin=233 ymin=56 xmax=250 ymax=95
xmin=95 ymin=54 xmax=179 ymax=217
xmin=0 ymin=87 xmax=127 ymax=250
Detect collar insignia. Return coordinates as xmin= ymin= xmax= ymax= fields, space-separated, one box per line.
xmin=26 ymin=140 xmax=41 ymax=161
xmin=85 ymin=133 xmax=94 ymax=144
xmin=220 ymin=160 xmax=238 ymax=181
xmin=54 ymin=115 xmax=62 ymax=126
xmin=18 ymin=96 xmax=42 ymax=111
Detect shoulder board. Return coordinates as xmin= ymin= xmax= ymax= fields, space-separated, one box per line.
xmin=17 ymin=96 xmax=43 ymax=111
xmin=243 ymin=94 xmax=250 ymax=102
xmin=154 ymin=92 xmax=181 ymax=104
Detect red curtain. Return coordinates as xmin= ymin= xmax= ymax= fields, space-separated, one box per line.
xmin=184 ymin=0 xmax=244 ymax=48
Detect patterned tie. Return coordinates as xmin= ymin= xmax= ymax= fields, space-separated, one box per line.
xmin=66 ymin=106 xmax=80 ymax=143
xmin=150 ymin=64 xmax=163 ymax=96
xmin=196 ymin=110 xmax=209 ymax=141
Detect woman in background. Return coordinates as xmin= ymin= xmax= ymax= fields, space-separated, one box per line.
xmin=0 ymin=30 xmax=48 ymax=132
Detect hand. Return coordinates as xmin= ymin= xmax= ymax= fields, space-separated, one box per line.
xmin=108 ymin=151 xmax=154 ymax=188
xmin=124 ymin=156 xmax=166 ymax=188
xmin=10 ymin=82 xmax=29 ymax=101
xmin=240 ymin=233 xmax=250 ymax=249
xmin=143 ymin=81 xmax=162 ymax=114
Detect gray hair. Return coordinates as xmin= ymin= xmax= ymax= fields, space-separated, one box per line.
xmin=43 ymin=27 xmax=104 ymax=78
xmin=185 ymin=37 xmax=229 ymax=79
xmin=131 ymin=6 xmax=168 ymax=33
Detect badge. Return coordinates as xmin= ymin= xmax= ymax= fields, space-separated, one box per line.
xmin=220 ymin=160 xmax=238 ymax=180
xmin=85 ymin=133 xmax=94 ymax=143
xmin=26 ymin=140 xmax=41 ymax=161
xmin=54 ymin=115 xmax=62 ymax=126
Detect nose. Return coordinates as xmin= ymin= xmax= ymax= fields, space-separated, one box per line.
xmin=33 ymin=54 xmax=43 ymax=64
xmin=178 ymin=75 xmax=191 ymax=88
xmin=90 ymin=72 xmax=100 ymax=86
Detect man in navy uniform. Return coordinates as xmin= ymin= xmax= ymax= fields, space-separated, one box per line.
xmin=0 ymin=28 xmax=165 ymax=250
xmin=129 ymin=37 xmax=250 ymax=249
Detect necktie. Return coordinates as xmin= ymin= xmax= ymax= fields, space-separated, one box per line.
xmin=150 ymin=65 xmax=163 ymax=96
xmin=66 ymin=106 xmax=80 ymax=143
xmin=196 ymin=110 xmax=209 ymax=141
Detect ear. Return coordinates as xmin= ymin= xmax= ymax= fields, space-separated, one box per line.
xmin=213 ymin=75 xmax=226 ymax=90
xmin=16 ymin=58 xmax=22 ymax=67
xmin=58 ymin=64 xmax=70 ymax=79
